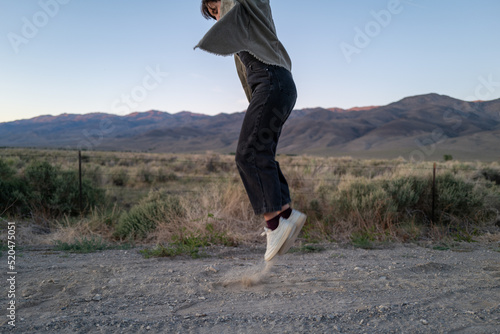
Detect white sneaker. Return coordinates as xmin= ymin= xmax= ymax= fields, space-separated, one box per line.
xmin=278 ymin=210 xmax=307 ymax=256
xmin=261 ymin=218 xmax=295 ymax=261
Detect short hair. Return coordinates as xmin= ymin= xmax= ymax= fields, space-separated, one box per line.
xmin=201 ymin=0 xmax=220 ymax=20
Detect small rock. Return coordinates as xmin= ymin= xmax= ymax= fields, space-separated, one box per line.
xmin=21 ymin=289 xmax=32 ymax=297
xmin=420 ymin=319 xmax=428 ymax=325
xmin=208 ymin=266 xmax=219 ymax=273
xmin=92 ymin=294 xmax=102 ymax=301
xmin=378 ymin=305 xmax=390 ymax=312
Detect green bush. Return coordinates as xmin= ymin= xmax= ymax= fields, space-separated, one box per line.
xmin=114 ymin=190 xmax=185 ymax=240
xmin=1 ymin=159 xmax=104 ymax=218
xmin=383 ymin=172 xmax=495 ymax=225
xmin=56 ymin=171 xmax=105 ymax=215
xmin=334 ymin=180 xmax=396 ymax=223
xmin=328 ymin=172 xmax=499 ymax=242
xmin=24 ymin=161 xmax=104 ymax=217
xmin=478 ymin=167 xmax=500 ymax=185
xmin=111 ymin=168 xmax=129 ymax=186
xmin=435 ymin=172 xmax=489 ymax=223
xmin=157 ymin=168 xmax=178 ymax=183
xmin=383 ymin=175 xmax=432 ymax=222
xmin=0 ymin=159 xmax=15 ymax=179
xmin=0 ymin=159 xmax=29 ymax=215
xmin=24 ymin=161 xmax=60 ymax=215
xmin=443 ymin=154 xmax=453 ymax=161
xmin=138 ymin=167 xmax=153 ymax=184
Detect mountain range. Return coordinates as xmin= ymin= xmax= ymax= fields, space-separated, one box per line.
xmin=1 ymin=93 xmax=499 ymax=161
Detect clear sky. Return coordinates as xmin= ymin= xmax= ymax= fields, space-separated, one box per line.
xmin=1 ymin=0 xmax=500 ymax=123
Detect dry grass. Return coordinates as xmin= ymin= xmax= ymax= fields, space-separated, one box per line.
xmin=1 ymin=148 xmax=500 ymax=249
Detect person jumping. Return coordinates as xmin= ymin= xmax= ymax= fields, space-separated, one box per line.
xmin=196 ymin=0 xmax=306 ymax=261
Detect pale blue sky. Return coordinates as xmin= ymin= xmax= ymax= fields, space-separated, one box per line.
xmin=1 ymin=0 xmax=499 ymax=123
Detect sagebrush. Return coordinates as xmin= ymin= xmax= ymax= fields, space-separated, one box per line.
xmin=1 ymin=148 xmax=499 ymax=248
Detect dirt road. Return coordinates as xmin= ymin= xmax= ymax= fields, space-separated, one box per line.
xmin=2 ymin=241 xmax=499 ymax=333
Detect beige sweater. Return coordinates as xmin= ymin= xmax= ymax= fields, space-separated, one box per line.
xmin=195 ymin=0 xmax=292 ymax=102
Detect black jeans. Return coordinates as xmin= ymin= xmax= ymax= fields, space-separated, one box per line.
xmin=235 ymin=52 xmax=297 ymax=215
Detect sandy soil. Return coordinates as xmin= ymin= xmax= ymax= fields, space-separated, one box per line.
xmin=1 ymin=240 xmax=499 ymax=333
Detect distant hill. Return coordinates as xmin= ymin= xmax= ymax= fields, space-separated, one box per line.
xmin=1 ymin=93 xmax=499 ymax=161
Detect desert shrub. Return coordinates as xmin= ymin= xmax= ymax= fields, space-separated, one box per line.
xmin=118 ymin=158 xmax=133 ymax=167
xmin=451 ymin=162 xmax=475 ymax=174
xmin=157 ymin=168 xmax=178 ymax=183
xmin=24 ymin=161 xmax=104 ymax=217
xmin=115 ymin=190 xmax=185 ymax=240
xmin=111 ymin=168 xmax=129 ymax=186
xmin=205 ymin=155 xmax=219 ymax=173
xmin=316 ymin=171 xmax=500 ymax=242
xmin=55 ymin=171 xmax=105 ymax=215
xmin=83 ymin=165 xmax=103 ymax=186
xmin=435 ymin=172 xmax=491 ymax=223
xmin=0 ymin=158 xmax=15 ymax=179
xmin=24 ymin=161 xmax=60 ymax=201
xmin=138 ymin=166 xmax=154 ymax=184
xmin=333 ymin=179 xmax=396 ymax=225
xmin=383 ymin=172 xmax=498 ymax=225
xmin=2 ymin=159 xmax=103 ymax=218
xmin=0 ymin=159 xmax=29 ymax=215
xmin=383 ymin=175 xmax=432 ymax=222
xmin=478 ymin=167 xmax=500 ymax=185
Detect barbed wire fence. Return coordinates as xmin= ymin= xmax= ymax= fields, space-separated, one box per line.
xmin=1 ymin=148 xmax=498 ymax=223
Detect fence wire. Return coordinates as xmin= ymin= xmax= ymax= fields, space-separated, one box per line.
xmin=2 ymin=149 xmax=500 ymax=222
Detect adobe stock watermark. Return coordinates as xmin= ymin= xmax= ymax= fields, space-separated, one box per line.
xmin=111 ymin=65 xmax=168 ymax=116
xmin=7 ymin=0 xmax=71 ymax=54
xmin=340 ymin=0 xmax=418 ymax=64
xmin=465 ymin=74 xmax=500 ymax=102
xmin=74 ymin=65 xmax=168 ymax=151
xmin=408 ymin=74 xmax=499 ymax=163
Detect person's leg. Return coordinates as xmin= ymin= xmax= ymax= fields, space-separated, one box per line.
xmin=235 ymin=66 xmax=296 ymax=218
xmin=235 ymin=64 xmax=303 ymax=261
